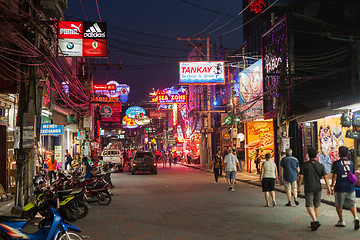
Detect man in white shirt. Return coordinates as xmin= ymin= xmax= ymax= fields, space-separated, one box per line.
xmin=224 ymin=148 xmax=240 ymax=191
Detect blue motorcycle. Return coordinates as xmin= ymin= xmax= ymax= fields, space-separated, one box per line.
xmin=0 ymin=191 xmax=83 ymax=240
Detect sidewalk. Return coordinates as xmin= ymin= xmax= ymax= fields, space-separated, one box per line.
xmin=182 ymin=163 xmax=360 ymax=212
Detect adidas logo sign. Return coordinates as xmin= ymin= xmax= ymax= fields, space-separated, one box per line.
xmin=84 ymin=23 xmax=105 ymax=38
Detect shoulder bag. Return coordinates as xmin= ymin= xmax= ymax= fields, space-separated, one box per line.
xmin=341 ymin=160 xmax=358 ymax=184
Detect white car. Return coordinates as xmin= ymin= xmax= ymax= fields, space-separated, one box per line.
xmin=101 ymin=149 xmax=124 ymax=172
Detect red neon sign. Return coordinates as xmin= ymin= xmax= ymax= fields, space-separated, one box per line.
xmin=157 ymin=92 xmax=187 ymax=104
xmin=93 ymin=84 xmax=116 ymax=91
xmin=248 ymin=0 xmax=266 ymax=14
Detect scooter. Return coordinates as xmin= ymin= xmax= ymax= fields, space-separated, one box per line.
xmin=22 ymin=175 xmax=90 ymax=221
xmin=0 ymin=190 xmax=83 ymax=240
xmin=84 ymin=177 xmax=112 ymax=206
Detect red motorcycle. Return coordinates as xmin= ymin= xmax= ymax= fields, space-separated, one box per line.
xmin=53 ymin=171 xmax=112 ymax=206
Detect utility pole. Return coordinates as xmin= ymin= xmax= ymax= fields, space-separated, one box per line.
xmin=206 ymin=36 xmax=213 ymax=169
xmin=178 ymin=35 xmax=212 ymax=168
xmin=13 ymin=1 xmax=44 ymax=212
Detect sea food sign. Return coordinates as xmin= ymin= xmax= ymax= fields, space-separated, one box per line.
xmin=179 ymin=61 xmax=225 ymax=85
xmin=155 ymin=87 xmax=187 ymax=104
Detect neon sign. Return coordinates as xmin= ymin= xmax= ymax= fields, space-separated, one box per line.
xmin=93 ymin=84 xmax=116 ymax=91
xmin=248 ymin=0 xmax=266 ymax=14
xmin=90 ymin=96 xmax=120 ymax=103
xmin=126 ymin=106 xmax=146 ymax=119
xmin=157 ymin=92 xmax=187 ymax=104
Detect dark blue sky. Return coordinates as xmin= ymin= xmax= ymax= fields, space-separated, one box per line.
xmin=64 ymin=0 xmax=244 ymax=103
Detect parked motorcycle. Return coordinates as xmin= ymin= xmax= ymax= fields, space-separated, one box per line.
xmin=53 ymin=171 xmax=112 ymax=206
xmin=21 ymin=175 xmax=90 ymax=221
xmin=0 ymin=190 xmax=83 ymax=240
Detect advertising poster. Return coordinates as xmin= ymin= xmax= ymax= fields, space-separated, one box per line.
xmin=54 ymin=146 xmax=62 ymax=169
xmin=58 ymin=21 xmax=107 ymax=57
xmin=317 ymin=117 xmax=354 ymax=162
xmin=239 ymin=60 xmax=263 ymax=120
xmin=179 ymin=61 xmax=225 ymax=85
xmin=44 ymin=151 xmax=54 ymax=169
xmin=245 ymin=120 xmax=274 ymax=173
xmin=83 ymin=39 xmax=107 ymax=57
xmin=58 ymin=39 xmax=83 ymax=57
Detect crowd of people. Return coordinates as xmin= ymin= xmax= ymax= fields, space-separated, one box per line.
xmin=210 ymin=146 xmax=359 ymax=232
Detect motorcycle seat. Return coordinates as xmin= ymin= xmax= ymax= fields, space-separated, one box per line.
xmin=0 ymin=216 xmax=29 ymax=222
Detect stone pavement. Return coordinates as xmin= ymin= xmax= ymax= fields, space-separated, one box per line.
xmin=182 ymin=163 xmax=360 ymax=212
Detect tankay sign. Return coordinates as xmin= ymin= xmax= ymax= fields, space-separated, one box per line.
xmin=179 ymin=61 xmax=225 ymax=85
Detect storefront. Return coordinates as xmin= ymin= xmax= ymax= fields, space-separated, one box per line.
xmin=0 ymin=94 xmax=17 ymax=193
xmin=297 ymin=104 xmax=360 ymax=171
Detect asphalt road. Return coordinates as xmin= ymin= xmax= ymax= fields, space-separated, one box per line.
xmin=75 ymin=164 xmax=359 ymax=240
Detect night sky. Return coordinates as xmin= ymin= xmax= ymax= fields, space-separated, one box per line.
xmin=64 ymin=0 xmax=244 ymax=103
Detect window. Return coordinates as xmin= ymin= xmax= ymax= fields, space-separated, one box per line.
xmin=135 ymin=152 xmax=154 ymax=158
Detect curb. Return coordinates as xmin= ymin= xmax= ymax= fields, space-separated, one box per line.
xmin=181 ymin=163 xmax=360 ymax=212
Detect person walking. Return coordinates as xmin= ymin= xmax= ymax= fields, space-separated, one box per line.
xmin=280 ymin=148 xmax=300 ymax=206
xmin=297 ymin=148 xmax=331 ymax=231
xmin=224 ymin=148 xmax=240 ymax=192
xmin=330 ymin=146 xmax=359 ymax=230
xmin=212 ymin=150 xmax=223 ymax=183
xmin=162 ymin=152 xmax=167 ymax=168
xmin=168 ymin=151 xmax=172 ymax=168
xmin=254 ymin=148 xmax=261 ymax=174
xmin=260 ymin=153 xmax=278 ymax=207
xmin=64 ymin=149 xmax=73 ymax=172
xmin=46 ymin=155 xmax=57 ymax=184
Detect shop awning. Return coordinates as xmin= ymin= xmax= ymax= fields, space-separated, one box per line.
xmin=295 ymin=107 xmax=340 ymax=123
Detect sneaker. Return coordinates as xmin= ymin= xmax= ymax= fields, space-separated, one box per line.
xmin=311 ymin=221 xmax=321 ymax=231
xmin=214 ymin=182 xmax=217 ymax=184
xmin=272 ymin=201 xmax=276 ymax=207
xmin=285 ymin=202 xmax=291 ymax=207
xmin=231 ymin=188 xmax=234 ymax=192
xmin=294 ymin=200 xmax=299 ymax=206
xmin=228 ymin=187 xmax=233 ymax=191
xmin=335 ymin=221 xmax=345 ymax=227
xmin=354 ymin=219 xmax=359 ymax=230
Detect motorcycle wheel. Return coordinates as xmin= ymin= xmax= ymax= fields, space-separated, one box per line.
xmin=77 ymin=201 xmax=90 ymax=219
xmin=97 ymin=191 xmax=111 ymax=206
xmin=56 ymin=230 xmax=83 ymax=240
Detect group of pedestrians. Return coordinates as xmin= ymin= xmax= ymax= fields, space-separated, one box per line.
xmin=258 ymin=146 xmax=359 ymax=231
xmin=211 ymin=148 xmax=240 ymax=191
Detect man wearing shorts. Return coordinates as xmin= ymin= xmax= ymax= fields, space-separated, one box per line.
xmin=298 ymin=148 xmax=331 ymax=231
xmin=281 ymin=148 xmax=300 ymax=206
xmin=331 ymin=146 xmax=359 ymax=230
xmin=223 ymin=148 xmax=240 ymax=192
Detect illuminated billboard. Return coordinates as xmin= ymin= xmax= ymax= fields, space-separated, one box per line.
xmin=239 ymin=59 xmax=263 ymax=120
xmin=179 ymin=61 xmax=225 ymax=85
xmin=58 ymin=21 xmax=107 ymax=57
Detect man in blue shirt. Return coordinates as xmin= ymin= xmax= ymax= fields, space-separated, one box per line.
xmin=331 ymin=146 xmax=359 ymax=230
xmin=281 ymin=149 xmax=300 ymax=206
